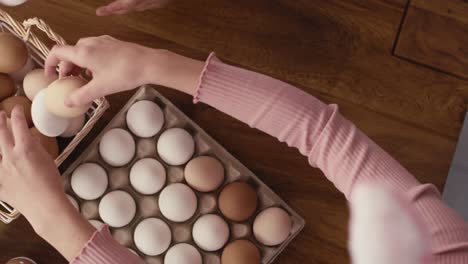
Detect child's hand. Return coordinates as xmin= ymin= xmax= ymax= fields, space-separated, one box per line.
xmin=45 ymin=35 xmax=169 ymax=107
xmin=96 ymin=0 xmax=170 ymax=16
xmin=0 ymin=106 xmax=94 ymax=260
xmin=0 ymin=106 xmax=66 ymax=225
xmin=45 ymin=35 xmax=205 ymax=106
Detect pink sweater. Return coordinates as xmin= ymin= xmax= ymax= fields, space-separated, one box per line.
xmin=72 ymin=54 xmax=468 ymax=264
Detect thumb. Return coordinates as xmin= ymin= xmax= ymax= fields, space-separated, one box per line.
xmin=349 ymin=184 xmax=432 ymax=264
xmin=65 ymin=80 xmax=105 ymax=107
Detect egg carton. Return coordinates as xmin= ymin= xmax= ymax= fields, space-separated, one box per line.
xmin=0 ymin=10 xmax=109 ymax=223
xmin=62 ymin=86 xmax=305 ymax=264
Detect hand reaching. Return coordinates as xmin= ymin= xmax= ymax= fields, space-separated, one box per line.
xmin=0 ymin=106 xmax=65 ymax=224
xmin=45 ymin=35 xmax=205 ymax=107
xmin=45 ymin=35 xmax=167 ymax=107
xmin=0 ymin=106 xmax=95 ymax=260
xmin=96 ymin=0 xmax=170 ymax=16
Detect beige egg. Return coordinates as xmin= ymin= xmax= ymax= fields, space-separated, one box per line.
xmin=1 ymin=96 xmax=33 ymax=127
xmin=30 ymin=127 xmax=59 ymax=158
xmin=44 ymin=76 xmax=91 ymax=118
xmin=185 ymin=156 xmax=225 ymax=192
xmin=23 ymin=69 xmax=58 ymax=101
xmin=0 ymin=32 xmax=28 ymax=74
xmin=253 ymin=207 xmax=292 ymax=246
xmin=0 ymin=73 xmax=15 ymax=100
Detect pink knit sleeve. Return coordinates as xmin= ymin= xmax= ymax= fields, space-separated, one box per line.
xmin=71 ymin=225 xmax=144 ymax=264
xmin=195 ymin=53 xmax=468 ymax=262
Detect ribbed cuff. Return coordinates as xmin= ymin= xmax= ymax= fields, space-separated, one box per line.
xmin=194 ymin=52 xmax=262 ymax=119
xmin=71 ymin=225 xmax=143 ymax=264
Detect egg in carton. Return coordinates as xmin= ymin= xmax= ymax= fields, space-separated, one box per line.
xmin=62 ymin=86 xmax=305 ymax=264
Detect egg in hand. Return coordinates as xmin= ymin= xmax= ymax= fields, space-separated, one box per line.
xmin=44 ymin=76 xmax=91 ymax=118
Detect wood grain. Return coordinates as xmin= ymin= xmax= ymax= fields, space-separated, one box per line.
xmin=395 ymin=0 xmax=468 ymax=79
xmin=0 ymin=0 xmax=465 ymax=263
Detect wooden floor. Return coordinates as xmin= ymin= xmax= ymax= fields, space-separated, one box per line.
xmin=1 ymin=0 xmax=468 ymax=263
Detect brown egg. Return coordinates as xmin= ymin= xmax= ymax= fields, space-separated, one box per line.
xmin=0 ymin=32 xmax=28 ymax=73
xmin=185 ymin=156 xmax=225 ymax=192
xmin=30 ymin=127 xmax=59 ymax=158
xmin=44 ymin=76 xmax=91 ymax=118
xmin=218 ymin=181 xmax=258 ymax=222
xmin=23 ymin=69 xmax=58 ymax=101
xmin=1 ymin=96 xmax=32 ymax=127
xmin=221 ymin=240 xmax=261 ymax=264
xmin=6 ymin=257 xmax=37 ymax=264
xmin=0 ymin=74 xmax=15 ymax=100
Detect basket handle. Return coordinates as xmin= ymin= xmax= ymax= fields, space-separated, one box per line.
xmin=23 ymin=17 xmax=66 ymax=45
xmin=20 ymin=17 xmax=66 ymax=57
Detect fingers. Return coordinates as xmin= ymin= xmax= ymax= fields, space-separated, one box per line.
xmin=10 ymin=106 xmax=33 ymax=150
xmin=65 ymin=81 xmax=104 ymax=107
xmin=0 ymin=112 xmax=13 ymax=153
xmin=45 ymin=45 xmax=84 ymax=77
xmin=96 ymin=0 xmax=134 ymax=16
xmin=58 ymin=61 xmax=76 ymax=78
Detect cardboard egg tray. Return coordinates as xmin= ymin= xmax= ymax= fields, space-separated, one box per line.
xmin=62 ymin=86 xmax=305 ymax=264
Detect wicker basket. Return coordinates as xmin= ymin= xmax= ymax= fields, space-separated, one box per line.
xmin=0 ymin=9 xmax=110 ymax=223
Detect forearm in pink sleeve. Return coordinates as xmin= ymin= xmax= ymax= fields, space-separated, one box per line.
xmin=195 ymin=53 xmax=468 ymax=262
xmin=71 ymin=226 xmax=144 ymax=264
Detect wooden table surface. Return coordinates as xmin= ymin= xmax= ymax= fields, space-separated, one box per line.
xmin=1 ymin=0 xmax=468 ymax=263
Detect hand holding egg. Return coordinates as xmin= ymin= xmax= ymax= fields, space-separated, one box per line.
xmin=45 ymin=36 xmax=165 ymax=107
xmin=0 ymin=106 xmax=70 ymax=229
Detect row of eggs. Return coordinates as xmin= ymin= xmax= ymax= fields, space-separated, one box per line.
xmin=70 ymin=161 xmax=291 ymax=245
xmin=69 ymin=187 xmax=290 ymax=264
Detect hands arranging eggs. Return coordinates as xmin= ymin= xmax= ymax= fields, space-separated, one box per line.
xmin=0 ymin=32 xmax=89 ymax=160
xmin=1 ymin=31 xmax=298 ymax=263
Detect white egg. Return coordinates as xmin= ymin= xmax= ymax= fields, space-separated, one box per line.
xmin=159 ymin=183 xmax=197 ymax=222
xmin=61 ymin=114 xmax=85 ymax=137
xmin=89 ymin=219 xmax=105 ymax=230
xmin=71 ymin=163 xmax=108 ymax=200
xmin=66 ymin=194 xmax=79 ymax=211
xmin=99 ymin=128 xmax=136 ymax=167
xmin=99 ymin=191 xmax=136 ymax=228
xmin=126 ymin=100 xmax=164 ymax=138
xmin=164 ymin=243 xmax=202 ymax=264
xmin=0 ymin=0 xmax=28 ymax=6
xmin=192 ymin=214 xmax=229 ymax=251
xmin=129 ymin=158 xmax=166 ymax=195
xmin=31 ymin=90 xmax=69 ymax=137
xmin=10 ymin=55 xmax=34 ymax=82
xmin=134 ymin=218 xmax=171 ymax=256
xmin=253 ymin=207 xmax=292 ymax=246
xmin=157 ymin=128 xmax=195 ymax=166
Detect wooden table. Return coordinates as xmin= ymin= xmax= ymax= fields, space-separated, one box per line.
xmin=1 ymin=0 xmax=468 ymax=263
